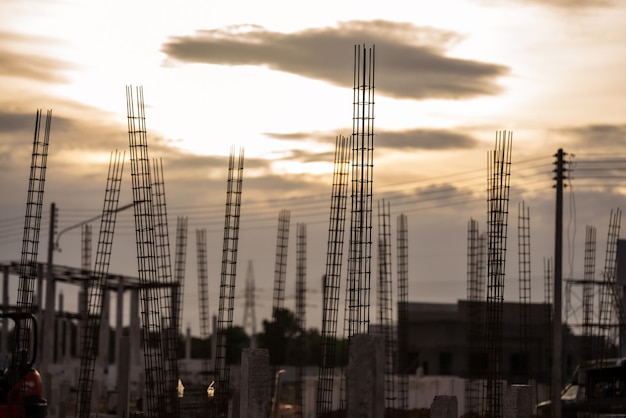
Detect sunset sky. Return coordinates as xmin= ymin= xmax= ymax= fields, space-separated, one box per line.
xmin=1 ymin=0 xmax=625 ymax=335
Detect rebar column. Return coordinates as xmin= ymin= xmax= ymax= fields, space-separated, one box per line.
xmin=484 ymin=131 xmax=512 ymax=418
xmin=295 ymin=223 xmax=307 ymax=418
xmin=212 ymin=147 xmax=244 ymax=418
xmin=582 ymin=226 xmax=596 ymax=364
xmin=316 ymin=136 xmax=351 ymax=417
xmin=75 ymin=150 xmax=125 ymax=418
xmin=196 ymin=229 xmax=210 ymax=375
xmin=517 ymin=202 xmax=531 ymax=384
xmin=15 ymin=110 xmax=51 ymax=362
xmin=396 ymin=214 xmax=409 ymax=412
xmin=151 ymin=157 xmax=179 ymax=418
xmin=597 ymin=209 xmax=622 ymax=364
xmin=341 ymin=43 xmax=375 ymax=411
xmin=173 ymin=216 xmax=188 ymax=360
xmin=126 ymin=85 xmax=168 ymax=417
xmin=77 ymin=224 xmax=92 ymax=370
xmin=376 ymin=200 xmax=395 ymax=413
xmin=465 ymin=218 xmax=484 ymax=416
xmin=543 ymin=257 xmax=553 ymax=391
xmin=272 ymin=209 xmax=291 ymax=318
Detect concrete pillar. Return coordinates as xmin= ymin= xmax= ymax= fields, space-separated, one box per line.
xmin=115 ymin=279 xmax=124 ymax=364
xmin=346 ymin=334 xmax=384 ymax=418
xmin=504 ymin=384 xmax=533 ymax=418
xmin=431 ymin=395 xmax=458 ymax=418
xmin=239 ymin=348 xmax=270 ymax=418
xmin=117 ymin=336 xmax=131 ymax=417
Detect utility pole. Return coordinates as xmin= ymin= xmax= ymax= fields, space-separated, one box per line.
xmin=552 ymin=149 xmax=566 ymax=418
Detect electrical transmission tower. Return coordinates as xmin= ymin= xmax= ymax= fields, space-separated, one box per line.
xmin=242 ymin=260 xmax=257 ymax=347
xmin=212 ymin=147 xmax=244 ymax=418
xmin=76 ymin=151 xmax=125 ymax=418
xmin=484 ymin=131 xmax=512 ymax=418
xmin=316 ymin=135 xmax=351 ymax=416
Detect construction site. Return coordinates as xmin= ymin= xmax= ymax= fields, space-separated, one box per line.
xmin=1 ymin=44 xmax=625 ymax=418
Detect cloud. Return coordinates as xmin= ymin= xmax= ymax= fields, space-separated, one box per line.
xmin=264 ymin=127 xmax=479 ymax=151
xmin=554 ymin=124 xmax=626 ymax=150
xmin=0 ymin=31 xmax=72 ymax=82
xmin=510 ymin=0 xmax=614 ymax=8
xmin=162 ymin=20 xmax=509 ymax=100
xmin=378 ymin=129 xmax=479 ymax=150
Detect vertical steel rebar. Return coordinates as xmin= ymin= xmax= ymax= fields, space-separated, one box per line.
xmin=597 ymin=209 xmax=622 ymax=365
xmin=316 ymin=136 xmax=350 ymax=416
xmin=517 ymin=202 xmax=531 ymax=384
xmin=396 ymin=214 xmax=409 ymax=412
xmin=126 ymin=86 xmax=168 ymax=417
xmin=212 ymin=147 xmax=244 ymax=417
xmin=272 ymin=209 xmax=291 ymax=318
xmin=484 ymin=132 xmax=512 ymax=418
xmin=196 ymin=228 xmax=210 ymax=376
xmin=466 ymin=218 xmax=485 ymax=416
xmin=151 ymin=157 xmax=179 ymax=417
xmin=75 ymin=151 xmax=124 ymax=418
xmin=14 ymin=110 xmax=51 ymax=360
xmin=582 ymin=226 xmax=596 ymax=364
xmin=295 ymin=223 xmax=307 ymax=418
xmin=377 ymin=200 xmax=395 ymax=413
xmin=341 ymin=43 xmax=375 ymax=411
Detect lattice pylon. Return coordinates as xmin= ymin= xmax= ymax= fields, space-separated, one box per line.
xmin=242 ymin=260 xmax=257 ymax=346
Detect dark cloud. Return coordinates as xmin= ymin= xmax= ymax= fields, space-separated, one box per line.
xmin=0 ymin=31 xmax=72 ymax=82
xmin=264 ymin=127 xmax=479 ymax=151
xmin=162 ymin=20 xmax=509 ymax=100
xmin=379 ymin=129 xmax=478 ymax=150
xmin=508 ymin=0 xmax=614 ymax=8
xmin=554 ymin=124 xmax=626 ymax=150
